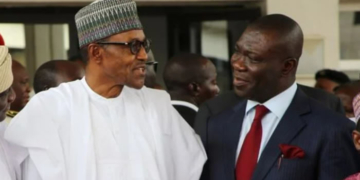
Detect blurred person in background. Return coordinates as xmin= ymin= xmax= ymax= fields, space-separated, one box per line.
xmin=33 ymin=60 xmax=84 ymax=94
xmin=334 ymin=81 xmax=360 ymax=121
xmin=69 ymin=54 xmax=86 ymax=69
xmin=144 ymin=50 xmax=162 ymax=89
xmin=163 ymin=53 xmax=219 ymax=127
xmin=8 ymin=60 xmax=31 ymax=119
xmin=315 ymin=69 xmax=350 ymax=93
xmin=352 ymin=93 xmax=360 ymax=151
xmin=345 ymin=93 xmax=360 ymax=180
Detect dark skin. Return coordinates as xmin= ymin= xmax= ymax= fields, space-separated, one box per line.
xmin=315 ymin=78 xmax=339 ymax=93
xmin=55 ymin=61 xmax=85 ymax=86
xmin=334 ymin=86 xmax=359 ymax=118
xmin=169 ymin=59 xmax=220 ymax=106
xmin=85 ymin=30 xmax=148 ymax=98
xmin=231 ymin=28 xmax=300 ymax=103
xmin=352 ymin=130 xmax=360 ymax=151
xmin=11 ymin=60 xmax=31 ymax=112
xmin=0 ymin=87 xmax=16 ymax=121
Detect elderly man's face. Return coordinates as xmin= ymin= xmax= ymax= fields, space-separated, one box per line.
xmin=98 ymin=29 xmax=148 ymax=89
xmin=0 ymin=88 xmax=16 ymax=121
xmin=231 ymin=29 xmax=287 ymax=102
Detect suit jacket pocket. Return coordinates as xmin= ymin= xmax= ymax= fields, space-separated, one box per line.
xmin=271 ymin=157 xmax=315 ymax=180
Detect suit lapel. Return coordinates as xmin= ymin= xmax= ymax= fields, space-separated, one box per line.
xmin=252 ymin=89 xmax=310 ymax=180
xmin=222 ymin=100 xmax=247 ymax=180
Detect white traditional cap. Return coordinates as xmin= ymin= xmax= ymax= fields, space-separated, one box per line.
xmin=75 ymin=0 xmax=143 ymax=47
xmin=0 ymin=46 xmax=13 ymax=94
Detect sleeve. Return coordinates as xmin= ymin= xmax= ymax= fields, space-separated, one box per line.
xmin=318 ymin=121 xmax=360 ymax=180
xmin=4 ymin=91 xmax=68 ymax=180
xmin=168 ymin=102 xmax=207 ymax=180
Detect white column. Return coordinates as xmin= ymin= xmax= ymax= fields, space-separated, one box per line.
xmin=51 ymin=24 xmax=66 ymax=60
xmin=34 ymin=24 xmax=52 ymax=68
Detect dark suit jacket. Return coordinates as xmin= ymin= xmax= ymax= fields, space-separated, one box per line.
xmin=173 ymin=104 xmax=197 ymax=128
xmin=298 ymin=84 xmax=345 ymax=115
xmin=195 ymin=85 xmax=344 ymax=127
xmin=195 ymin=87 xmax=359 ymax=180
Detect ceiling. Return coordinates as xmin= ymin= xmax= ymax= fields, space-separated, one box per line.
xmin=0 ymin=0 xmax=262 ymax=7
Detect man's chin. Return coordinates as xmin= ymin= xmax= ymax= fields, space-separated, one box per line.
xmin=125 ymin=82 xmax=144 ymax=89
xmin=234 ymin=87 xmax=251 ymax=99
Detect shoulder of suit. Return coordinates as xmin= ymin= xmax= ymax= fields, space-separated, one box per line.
xmin=205 ymin=91 xmax=242 ymax=108
xmin=305 ymin=96 xmax=352 ymax=126
xmin=298 ymin=84 xmax=337 ymax=100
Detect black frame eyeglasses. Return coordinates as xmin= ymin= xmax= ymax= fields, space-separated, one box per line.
xmin=97 ymin=38 xmax=151 ymax=55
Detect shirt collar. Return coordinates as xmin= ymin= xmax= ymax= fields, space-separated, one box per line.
xmin=246 ymin=83 xmax=298 ymax=119
xmin=81 ymin=77 xmax=123 ymax=103
xmin=171 ymin=100 xmax=199 ymax=112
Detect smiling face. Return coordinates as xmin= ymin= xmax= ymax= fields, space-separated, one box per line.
xmin=231 ymin=28 xmax=295 ymax=102
xmin=89 ymin=30 xmax=149 ymax=89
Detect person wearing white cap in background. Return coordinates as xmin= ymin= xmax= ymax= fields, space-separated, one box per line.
xmin=4 ymin=0 xmax=206 ymax=179
xmin=0 ymin=46 xmax=17 ymax=180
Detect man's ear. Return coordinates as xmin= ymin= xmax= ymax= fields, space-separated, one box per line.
xmin=188 ymin=82 xmax=200 ymax=96
xmin=88 ymin=44 xmax=103 ymax=64
xmin=352 ymin=130 xmax=360 ymax=151
xmin=282 ymin=58 xmax=298 ymax=76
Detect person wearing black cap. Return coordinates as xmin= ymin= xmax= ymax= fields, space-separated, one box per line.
xmin=315 ymin=69 xmax=351 ymax=93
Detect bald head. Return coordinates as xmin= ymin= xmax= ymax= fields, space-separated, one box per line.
xmin=164 ymin=53 xmax=210 ymax=91
xmin=247 ymin=14 xmax=304 ymax=60
xmin=34 ymin=60 xmax=84 ymax=93
xmin=164 ymin=53 xmax=219 ymax=106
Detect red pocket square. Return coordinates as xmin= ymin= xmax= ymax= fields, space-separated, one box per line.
xmin=279 ymin=144 xmax=305 ymax=159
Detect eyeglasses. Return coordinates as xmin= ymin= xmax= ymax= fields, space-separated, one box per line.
xmin=97 ymin=38 xmax=151 ymax=55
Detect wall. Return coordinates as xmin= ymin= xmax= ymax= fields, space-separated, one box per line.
xmin=267 ymin=0 xmax=339 ymax=86
xmin=201 ymin=21 xmax=229 ymax=61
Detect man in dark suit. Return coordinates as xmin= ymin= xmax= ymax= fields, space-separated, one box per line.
xmin=194 ymin=14 xmax=360 ymax=180
xmin=163 ymin=53 xmax=219 ymax=127
xmin=195 ymin=85 xmax=344 ymax=125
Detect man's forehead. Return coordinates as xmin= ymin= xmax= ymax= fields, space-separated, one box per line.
xmin=238 ymin=28 xmax=284 ymax=54
xmin=238 ymin=28 xmax=276 ymax=43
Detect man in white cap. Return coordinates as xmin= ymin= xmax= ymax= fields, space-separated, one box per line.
xmin=4 ymin=0 xmax=206 ymax=179
xmin=0 ymin=46 xmax=17 ymax=180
